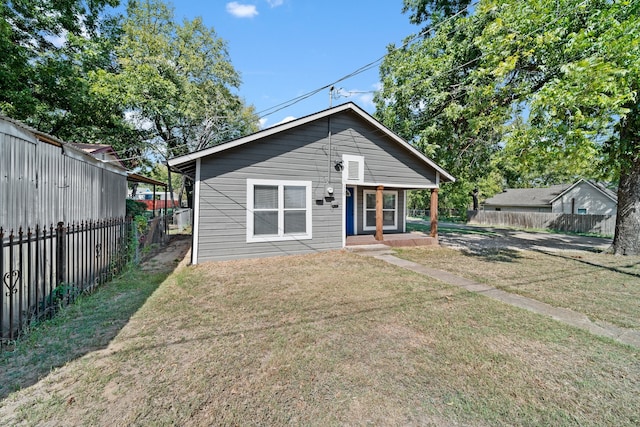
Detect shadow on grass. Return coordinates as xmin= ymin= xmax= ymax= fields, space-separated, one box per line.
xmin=407 ymin=222 xmax=500 ymax=237
xmin=533 ymin=249 xmax=640 ymax=279
xmin=89 ymin=285 xmax=471 ymax=360
xmin=0 ymin=237 xmax=190 ymax=400
xmin=459 ymin=248 xmax=524 ymax=263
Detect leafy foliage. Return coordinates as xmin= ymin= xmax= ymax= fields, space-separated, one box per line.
xmin=91 ymin=0 xmax=258 ymax=161
xmin=378 ymin=0 xmax=640 ymax=253
xmin=126 ymin=199 xmax=147 ymax=218
xmin=0 ymin=1 xmax=144 ymax=166
xmin=90 ymin=0 xmax=259 ymax=199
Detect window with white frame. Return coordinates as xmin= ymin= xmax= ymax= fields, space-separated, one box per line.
xmin=342 ymin=154 xmax=364 ymax=183
xmin=363 ymin=189 xmax=398 ymax=231
xmin=247 ymin=179 xmax=312 ymax=242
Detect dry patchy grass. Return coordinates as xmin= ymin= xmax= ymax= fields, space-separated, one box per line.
xmin=395 ymin=246 xmax=640 ymax=329
xmin=1 ymin=251 xmax=639 ymax=426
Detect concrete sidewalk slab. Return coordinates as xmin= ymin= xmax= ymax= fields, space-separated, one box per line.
xmin=357 ymin=250 xmax=640 ymax=349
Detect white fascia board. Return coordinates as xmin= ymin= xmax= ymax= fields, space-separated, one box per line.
xmin=360 ymin=181 xmax=439 ymax=190
xmin=191 ymin=158 xmax=201 ymax=265
xmin=168 ymin=103 xmax=456 ymax=185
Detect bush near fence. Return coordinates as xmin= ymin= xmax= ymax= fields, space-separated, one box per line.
xmin=467 ymin=211 xmax=616 ymax=236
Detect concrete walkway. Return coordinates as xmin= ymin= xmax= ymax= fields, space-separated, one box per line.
xmin=352 ymin=245 xmax=640 ymax=349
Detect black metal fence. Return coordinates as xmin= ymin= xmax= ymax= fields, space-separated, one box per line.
xmin=1 ymin=218 xmax=132 ymax=344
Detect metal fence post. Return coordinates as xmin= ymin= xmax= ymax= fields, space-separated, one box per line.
xmin=56 ymin=222 xmax=66 ymax=289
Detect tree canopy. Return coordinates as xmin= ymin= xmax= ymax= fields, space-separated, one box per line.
xmin=91 ymin=0 xmax=258 ymax=161
xmin=1 ymin=0 xmax=258 ymax=176
xmin=90 ymin=0 xmax=258 ymax=201
xmin=1 ymin=0 xmax=152 ymax=167
xmin=376 ymin=0 xmax=640 ymax=254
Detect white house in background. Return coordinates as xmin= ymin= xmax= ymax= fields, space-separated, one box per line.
xmin=483 ymin=179 xmax=617 ymax=215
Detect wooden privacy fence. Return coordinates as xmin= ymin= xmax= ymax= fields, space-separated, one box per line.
xmin=1 ymin=218 xmax=131 ymax=344
xmin=467 ymin=211 xmax=616 ymax=236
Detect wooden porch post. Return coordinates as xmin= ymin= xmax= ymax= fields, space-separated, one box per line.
xmin=375 ymin=185 xmax=384 ymax=241
xmin=430 ymin=188 xmax=439 ymax=238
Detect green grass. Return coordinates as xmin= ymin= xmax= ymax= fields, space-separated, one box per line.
xmin=1 ymin=250 xmax=638 ymax=426
xmin=395 ymin=246 xmax=640 ymax=330
xmin=0 ymin=268 xmax=168 ymax=400
xmin=408 ymin=219 xmax=613 ymax=238
xmin=408 ymin=221 xmax=501 ymax=236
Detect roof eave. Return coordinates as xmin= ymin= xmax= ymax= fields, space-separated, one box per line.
xmin=168 ymin=103 xmax=455 ymax=183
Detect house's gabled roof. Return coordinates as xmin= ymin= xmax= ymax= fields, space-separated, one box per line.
xmin=549 ymin=179 xmax=617 ymax=204
xmin=484 ymin=184 xmax=571 ymax=207
xmin=168 ymin=102 xmax=455 ymax=183
xmin=485 ymin=179 xmax=618 ymax=207
xmin=68 ymin=142 xmax=125 ymax=168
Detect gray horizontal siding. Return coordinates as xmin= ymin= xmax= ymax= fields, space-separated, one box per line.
xmin=195 ymin=111 xmax=438 ymax=262
xmin=196 ymin=122 xmax=343 ymax=262
xmin=330 ymin=113 xmax=438 ymax=186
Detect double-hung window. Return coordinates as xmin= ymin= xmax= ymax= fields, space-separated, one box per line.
xmin=247 ymin=179 xmax=312 ymax=242
xmin=363 ymin=189 xmax=398 ymax=231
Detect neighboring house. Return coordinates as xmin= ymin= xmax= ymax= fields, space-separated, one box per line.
xmin=128 ymin=187 xmax=182 ymax=211
xmin=1 ymin=116 xmax=128 ymax=232
xmin=68 ymin=142 xmax=125 ymax=168
xmin=168 ymin=102 xmax=455 ymax=264
xmin=483 ymin=179 xmax=617 ymax=215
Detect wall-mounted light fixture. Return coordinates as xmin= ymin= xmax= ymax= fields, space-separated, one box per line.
xmin=334 ymin=160 xmax=344 ymax=171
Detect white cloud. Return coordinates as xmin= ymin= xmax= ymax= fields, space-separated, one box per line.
xmin=356 ymin=92 xmax=375 ymax=108
xmin=259 ymin=118 xmax=268 ymax=128
xmin=44 ymin=32 xmax=67 ymax=48
xmin=266 ymin=0 xmax=284 ymax=7
xmin=226 ymin=2 xmax=259 ymax=18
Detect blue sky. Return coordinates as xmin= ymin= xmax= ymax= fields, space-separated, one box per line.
xmin=169 ymin=1 xmax=419 ymax=128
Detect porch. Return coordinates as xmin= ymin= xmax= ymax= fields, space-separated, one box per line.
xmin=346 ymin=232 xmax=439 ymax=248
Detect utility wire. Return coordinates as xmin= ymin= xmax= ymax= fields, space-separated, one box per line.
xmin=255 ymin=0 xmax=480 ymax=120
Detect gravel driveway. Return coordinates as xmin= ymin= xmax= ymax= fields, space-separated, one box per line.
xmin=411 ymin=220 xmax=613 ymax=253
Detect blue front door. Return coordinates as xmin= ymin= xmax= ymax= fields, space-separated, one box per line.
xmin=346 ymin=187 xmax=355 ymax=235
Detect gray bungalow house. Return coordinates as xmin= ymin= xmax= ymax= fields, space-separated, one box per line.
xmin=168 ymin=102 xmax=455 ymax=264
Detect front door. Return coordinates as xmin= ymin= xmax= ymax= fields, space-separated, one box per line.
xmin=346 ymin=187 xmax=355 ymax=235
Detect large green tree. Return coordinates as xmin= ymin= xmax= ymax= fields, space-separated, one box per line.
xmin=1 ymin=0 xmax=115 ymax=118
xmin=92 ymin=0 xmax=258 ymax=201
xmin=0 ymin=0 xmax=148 ymax=166
xmin=377 ymin=0 xmax=640 ymax=254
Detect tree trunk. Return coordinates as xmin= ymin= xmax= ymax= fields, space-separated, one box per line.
xmin=612 ymin=155 xmax=640 ymax=255
xmin=611 ymin=104 xmax=640 ymax=255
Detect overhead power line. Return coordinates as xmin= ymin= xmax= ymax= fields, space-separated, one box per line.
xmin=255 ymin=0 xmax=480 ymax=120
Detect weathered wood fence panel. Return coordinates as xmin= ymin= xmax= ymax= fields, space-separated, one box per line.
xmin=467 ymin=211 xmax=616 ymax=236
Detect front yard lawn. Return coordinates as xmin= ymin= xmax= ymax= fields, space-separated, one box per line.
xmin=1 ymin=250 xmax=638 ymax=426
xmin=395 ymin=246 xmax=640 ymax=330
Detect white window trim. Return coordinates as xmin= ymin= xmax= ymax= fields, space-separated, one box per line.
xmin=246 ymin=179 xmax=313 ymax=243
xmin=192 ymin=158 xmax=201 ymax=265
xmin=342 ymin=154 xmax=364 ymax=183
xmin=362 ymin=189 xmax=398 ymax=231
xmin=403 ymin=190 xmax=407 ymax=233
